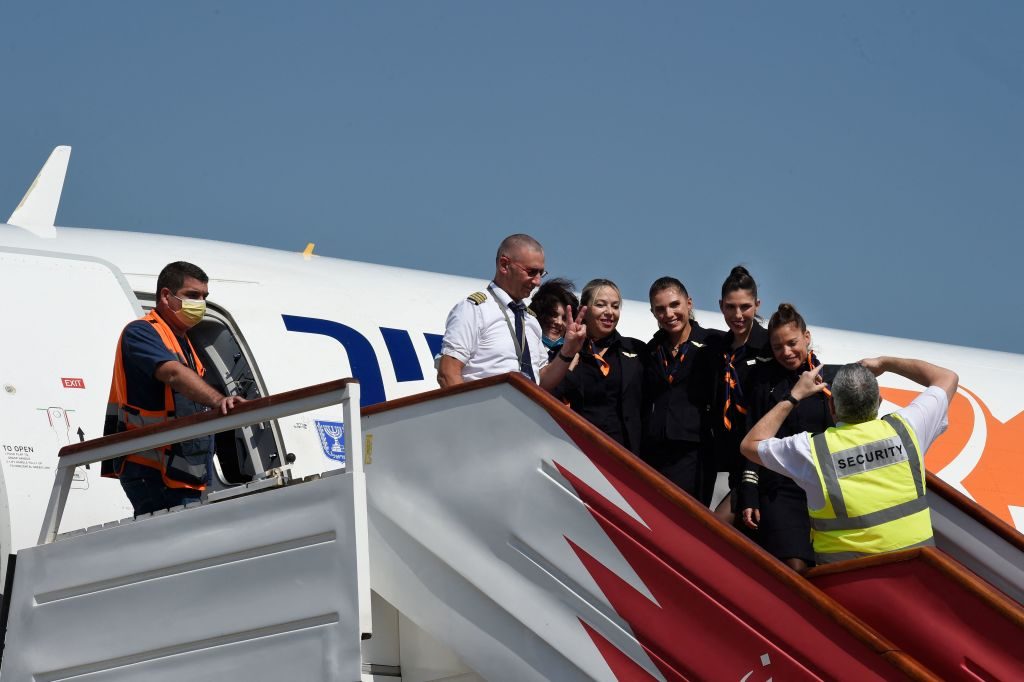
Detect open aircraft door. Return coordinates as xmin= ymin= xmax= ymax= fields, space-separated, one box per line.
xmin=0 ymin=247 xmax=142 ymax=579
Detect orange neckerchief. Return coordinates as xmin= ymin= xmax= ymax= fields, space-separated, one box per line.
xmin=722 ymin=346 xmax=748 ymax=431
xmin=808 ymin=352 xmax=832 ymax=398
xmin=657 ymin=337 xmax=691 ymax=385
xmin=585 ymin=339 xmax=611 ymax=377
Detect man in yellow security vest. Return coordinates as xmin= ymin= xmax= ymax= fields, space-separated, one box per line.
xmin=103 ymin=261 xmax=247 ymax=515
xmin=740 ymin=356 xmax=957 ymax=565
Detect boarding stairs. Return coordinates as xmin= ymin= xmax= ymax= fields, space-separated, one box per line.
xmin=1 ymin=374 xmax=1022 ymax=681
xmin=0 ymin=379 xmax=371 ymax=681
xmin=360 ymin=373 xmax=1024 ymax=681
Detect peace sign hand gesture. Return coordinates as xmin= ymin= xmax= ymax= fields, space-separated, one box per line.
xmin=560 ymin=305 xmax=588 ymax=357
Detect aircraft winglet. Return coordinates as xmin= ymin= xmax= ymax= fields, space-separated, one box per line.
xmin=7 ymin=146 xmax=71 ymax=238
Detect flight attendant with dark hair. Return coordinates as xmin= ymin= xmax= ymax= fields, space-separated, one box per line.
xmin=707 ymin=266 xmax=772 ymax=523
xmin=555 ymin=279 xmax=646 ymax=455
xmin=641 ymin=277 xmax=720 ymax=505
xmin=528 ymin=277 xmax=579 ymax=360
xmin=743 ymin=303 xmax=836 ymax=571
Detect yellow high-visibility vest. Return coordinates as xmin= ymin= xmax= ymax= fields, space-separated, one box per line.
xmin=807 ymin=413 xmax=933 ymax=564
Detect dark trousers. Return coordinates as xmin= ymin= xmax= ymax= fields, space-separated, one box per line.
xmin=643 ymin=439 xmax=716 ymax=506
xmin=119 ymin=461 xmax=201 ymax=516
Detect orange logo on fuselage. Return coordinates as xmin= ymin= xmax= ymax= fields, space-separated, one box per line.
xmin=880 ymin=386 xmax=1022 ymax=527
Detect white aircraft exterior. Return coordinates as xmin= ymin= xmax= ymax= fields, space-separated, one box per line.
xmin=1 ymin=148 xmax=1022 ymax=680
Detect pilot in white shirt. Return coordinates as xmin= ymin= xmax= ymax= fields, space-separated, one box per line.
xmin=442 ymin=281 xmax=549 ymax=382
xmin=436 ymin=233 xmax=585 ymax=392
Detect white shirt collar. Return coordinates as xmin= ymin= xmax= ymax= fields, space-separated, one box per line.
xmin=488 ymin=281 xmax=519 ymax=308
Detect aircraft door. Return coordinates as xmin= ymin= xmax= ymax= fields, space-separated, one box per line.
xmin=131 ymin=294 xmax=285 ymax=489
xmin=0 ymin=248 xmax=141 ymax=577
xmin=186 ymin=306 xmax=284 ymax=486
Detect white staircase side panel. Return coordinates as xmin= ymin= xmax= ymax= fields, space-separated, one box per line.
xmin=1 ymin=471 xmax=369 ymax=682
xmin=929 ymin=489 xmax=1024 ymax=605
xmin=364 ymin=386 xmax=664 ymax=682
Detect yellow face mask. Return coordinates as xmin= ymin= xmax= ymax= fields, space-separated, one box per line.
xmin=173 ymin=294 xmax=206 ymax=327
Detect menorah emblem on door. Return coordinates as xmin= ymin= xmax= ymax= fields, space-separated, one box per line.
xmin=315 ymin=419 xmax=346 ymax=463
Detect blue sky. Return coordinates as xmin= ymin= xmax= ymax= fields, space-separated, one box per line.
xmin=2 ymin=2 xmax=1021 ymax=352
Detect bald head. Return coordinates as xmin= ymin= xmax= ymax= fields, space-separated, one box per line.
xmin=493 ymin=233 xmax=545 ymax=301
xmin=496 ymin=233 xmax=543 ymax=264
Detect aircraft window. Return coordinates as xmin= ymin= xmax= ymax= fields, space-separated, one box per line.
xmin=137 ymin=296 xmax=284 ymax=488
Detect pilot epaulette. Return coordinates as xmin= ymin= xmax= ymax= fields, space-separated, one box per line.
xmin=467 ymin=292 xmax=488 ymax=305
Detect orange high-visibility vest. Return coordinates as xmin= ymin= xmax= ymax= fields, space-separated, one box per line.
xmin=103 ymin=311 xmax=209 ymax=489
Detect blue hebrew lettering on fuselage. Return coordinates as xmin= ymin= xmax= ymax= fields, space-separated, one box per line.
xmin=282 ymin=315 xmax=386 ymax=407
xmin=283 ymin=316 xmax=447 ymax=404
xmin=380 ymin=327 xmax=424 ymax=382
xmin=424 ymin=333 xmax=443 ymax=358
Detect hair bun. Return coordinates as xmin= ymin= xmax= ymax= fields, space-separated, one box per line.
xmin=721 ymin=264 xmax=758 ymax=299
xmin=729 ymin=265 xmax=750 ymax=278
xmin=768 ymin=302 xmax=806 ymax=334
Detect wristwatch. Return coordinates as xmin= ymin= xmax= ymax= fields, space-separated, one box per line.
xmin=557 ymin=351 xmax=574 ymax=363
xmin=782 ymin=393 xmax=799 ymax=406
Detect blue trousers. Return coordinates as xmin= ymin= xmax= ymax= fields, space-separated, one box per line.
xmin=119 ymin=461 xmax=202 ymax=515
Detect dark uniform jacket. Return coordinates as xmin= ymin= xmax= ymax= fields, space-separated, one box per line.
xmin=641 ymin=322 xmax=721 ymax=447
xmin=554 ymin=331 xmax=646 ymax=456
xmin=738 ymin=358 xmax=838 ymax=510
xmin=706 ymin=324 xmax=773 ymax=477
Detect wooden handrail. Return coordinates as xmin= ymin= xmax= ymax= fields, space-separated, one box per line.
xmin=60 ymin=377 xmax=358 ymax=461
xmin=363 ymin=372 xmax=936 ymax=680
xmin=40 ymin=377 xmax=361 ymax=545
xmin=372 ymin=375 xmax=1024 ymax=564
xmin=362 ymin=373 xmax=507 ymax=416
xmin=367 ymin=377 xmax=1024 ymax=554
